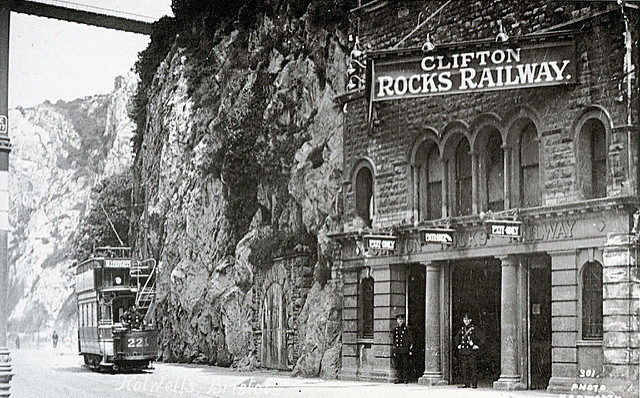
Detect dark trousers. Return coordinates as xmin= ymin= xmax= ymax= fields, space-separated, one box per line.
xmin=394 ymin=353 xmax=411 ymax=382
xmin=460 ymin=352 xmax=478 ymax=387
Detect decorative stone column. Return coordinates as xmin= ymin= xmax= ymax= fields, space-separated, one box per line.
xmin=419 ymin=263 xmax=446 ymax=385
xmin=494 ymin=255 xmax=525 ymax=390
xmin=0 ymin=4 xmax=12 ymax=397
xmin=412 ymin=165 xmax=419 ymax=222
xmin=503 ymin=146 xmax=511 ymax=209
xmin=441 ymin=159 xmax=449 ymax=218
xmin=471 ymin=152 xmax=478 ymax=214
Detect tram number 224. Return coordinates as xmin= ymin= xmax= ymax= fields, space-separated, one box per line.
xmin=127 ymin=337 xmax=149 ymax=348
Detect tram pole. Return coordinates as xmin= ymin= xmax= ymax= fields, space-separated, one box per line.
xmin=0 ymin=3 xmax=12 ymax=398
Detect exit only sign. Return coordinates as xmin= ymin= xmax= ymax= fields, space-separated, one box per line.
xmin=487 ymin=220 xmax=522 ymax=237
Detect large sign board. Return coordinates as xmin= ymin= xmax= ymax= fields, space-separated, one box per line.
xmin=371 ymin=38 xmax=576 ymax=101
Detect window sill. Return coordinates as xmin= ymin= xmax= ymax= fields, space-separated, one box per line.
xmin=576 ymin=339 xmax=603 ymax=347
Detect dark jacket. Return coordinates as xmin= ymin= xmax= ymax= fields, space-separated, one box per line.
xmin=392 ymin=324 xmax=413 ymax=355
xmin=455 ymin=323 xmax=483 ymax=355
xmin=123 ymin=308 xmax=143 ymax=329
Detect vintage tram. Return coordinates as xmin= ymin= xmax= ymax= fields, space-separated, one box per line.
xmin=75 ymin=246 xmax=158 ymax=371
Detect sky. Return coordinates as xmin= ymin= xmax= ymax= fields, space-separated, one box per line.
xmin=9 ymin=0 xmax=173 ymax=108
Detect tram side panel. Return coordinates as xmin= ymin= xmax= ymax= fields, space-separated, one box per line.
xmin=76 ymin=266 xmax=102 ymax=356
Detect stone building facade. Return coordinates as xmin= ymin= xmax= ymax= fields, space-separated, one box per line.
xmin=332 ymin=1 xmax=639 ymax=396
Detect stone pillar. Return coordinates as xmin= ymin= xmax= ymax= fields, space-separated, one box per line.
xmin=471 ymin=152 xmax=478 ymax=214
xmin=503 ymin=146 xmax=511 ymax=209
xmin=601 ymin=233 xmax=639 ymax=397
xmin=419 ymin=263 xmax=446 ymax=385
xmin=412 ymin=165 xmax=419 ymax=222
xmin=494 ymin=255 xmax=525 ymax=390
xmin=0 ymin=4 xmax=12 ymax=397
xmin=441 ymin=159 xmax=449 ymax=218
xmin=547 ymin=249 xmax=578 ymax=394
xmin=370 ymin=264 xmax=406 ymax=382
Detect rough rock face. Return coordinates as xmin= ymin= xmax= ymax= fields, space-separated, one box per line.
xmin=8 ymin=75 xmax=137 ymax=345
xmin=292 ymin=280 xmax=342 ymax=378
xmin=103 ymin=72 xmax=138 ymax=178
xmin=133 ymin=6 xmax=346 ymax=375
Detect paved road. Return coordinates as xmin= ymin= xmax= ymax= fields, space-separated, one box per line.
xmin=8 ymin=348 xmax=558 ymax=398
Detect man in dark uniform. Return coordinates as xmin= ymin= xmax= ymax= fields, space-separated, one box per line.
xmin=455 ymin=313 xmax=482 ymax=388
xmin=391 ymin=313 xmax=413 ymax=383
xmin=122 ymin=304 xmax=143 ymax=329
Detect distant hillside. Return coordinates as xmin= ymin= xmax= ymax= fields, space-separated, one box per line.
xmin=7 ymin=73 xmax=137 ymax=346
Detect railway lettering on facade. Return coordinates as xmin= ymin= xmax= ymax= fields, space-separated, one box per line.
xmin=373 ymin=40 xmax=576 ymax=100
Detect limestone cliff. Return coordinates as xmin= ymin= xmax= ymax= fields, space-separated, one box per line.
xmin=8 ymin=74 xmax=138 ymax=345
xmin=132 ymin=1 xmax=348 ymax=375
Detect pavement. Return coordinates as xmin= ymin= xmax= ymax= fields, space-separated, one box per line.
xmin=8 ymin=347 xmax=562 ymax=398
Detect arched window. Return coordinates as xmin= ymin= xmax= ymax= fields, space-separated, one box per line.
xmin=582 ymin=261 xmax=603 ymax=340
xmin=485 ymin=130 xmax=504 ymax=211
xmin=416 ymin=141 xmax=442 ymax=221
xmin=520 ymin=122 xmax=540 ymax=207
xmin=355 ymin=166 xmax=374 ymax=227
xmin=455 ymin=138 xmax=472 ymax=216
xmin=359 ymin=276 xmax=374 ymax=339
xmin=578 ymin=119 xmax=607 ymax=199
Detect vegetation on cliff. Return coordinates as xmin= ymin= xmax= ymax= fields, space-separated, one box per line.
xmin=132 ymin=0 xmax=352 ymax=245
xmin=73 ymin=170 xmax=133 ymax=261
xmin=131 ymin=17 xmax=177 ymax=154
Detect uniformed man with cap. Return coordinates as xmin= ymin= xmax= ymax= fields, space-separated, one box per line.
xmin=122 ymin=304 xmax=143 ymax=330
xmin=454 ymin=313 xmax=483 ymax=388
xmin=391 ymin=312 xmax=413 ymax=383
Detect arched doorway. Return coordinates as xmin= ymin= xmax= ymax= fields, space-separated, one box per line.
xmin=261 ymin=283 xmax=287 ymax=369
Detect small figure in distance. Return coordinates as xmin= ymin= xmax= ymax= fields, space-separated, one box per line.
xmin=52 ymin=331 xmax=59 ymax=349
xmin=391 ymin=313 xmax=414 ymax=384
xmin=455 ymin=313 xmax=483 ymax=389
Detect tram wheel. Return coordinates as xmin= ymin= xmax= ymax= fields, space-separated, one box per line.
xmin=83 ymin=354 xmax=101 ymax=370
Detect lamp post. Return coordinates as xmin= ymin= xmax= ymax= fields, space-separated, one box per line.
xmin=0 ymin=3 xmax=12 ymax=397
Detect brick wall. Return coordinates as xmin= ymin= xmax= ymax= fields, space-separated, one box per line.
xmin=342 ymin=1 xmax=637 ymax=230
xmin=359 ymin=1 xmax=615 ymax=51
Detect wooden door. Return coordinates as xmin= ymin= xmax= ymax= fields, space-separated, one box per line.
xmin=261 ymin=283 xmax=287 ymax=369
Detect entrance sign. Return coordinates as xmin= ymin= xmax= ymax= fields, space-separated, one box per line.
xmin=487 ymin=220 xmax=522 ymax=238
xmin=421 ymin=228 xmax=455 ymax=245
xmin=370 ymin=36 xmax=576 ymax=101
xmin=364 ymin=235 xmax=397 ymax=251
